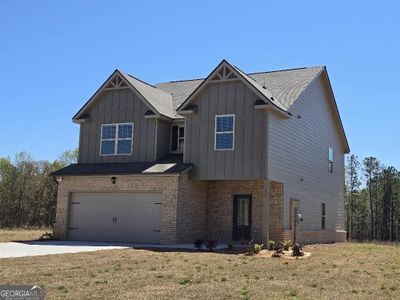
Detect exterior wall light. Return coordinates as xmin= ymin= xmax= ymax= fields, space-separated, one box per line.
xmin=111 ymin=177 xmax=116 ymax=184
xmin=55 ymin=176 xmax=63 ymax=183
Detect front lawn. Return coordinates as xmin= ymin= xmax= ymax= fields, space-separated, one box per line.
xmin=0 ymin=228 xmax=51 ymax=242
xmin=0 ymin=243 xmax=399 ymax=299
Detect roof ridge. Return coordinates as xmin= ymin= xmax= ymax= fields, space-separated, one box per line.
xmin=248 ymin=65 xmax=324 ymax=75
xmin=126 ymin=73 xmax=159 ymax=89
xmin=156 ymin=77 xmax=205 ymax=85
xmin=155 ymin=66 xmax=324 ymax=85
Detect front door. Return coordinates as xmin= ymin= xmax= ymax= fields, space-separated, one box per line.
xmin=233 ymin=195 xmax=252 ymax=241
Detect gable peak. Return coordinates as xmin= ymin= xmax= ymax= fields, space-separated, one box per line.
xmin=210 ymin=63 xmax=238 ymax=82
xmin=105 ymin=73 xmax=128 ymax=90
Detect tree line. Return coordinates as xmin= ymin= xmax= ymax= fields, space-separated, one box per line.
xmin=0 ymin=150 xmax=77 ymax=228
xmin=345 ymin=155 xmax=400 ymax=241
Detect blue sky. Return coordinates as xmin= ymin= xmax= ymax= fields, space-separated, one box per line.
xmin=0 ymin=1 xmax=399 ymax=169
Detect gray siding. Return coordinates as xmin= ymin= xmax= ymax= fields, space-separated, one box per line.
xmin=156 ymin=119 xmax=171 ymax=160
xmin=78 ymin=89 xmax=157 ymax=163
xmin=184 ymin=81 xmax=267 ymax=180
xmin=268 ymin=74 xmax=346 ymax=231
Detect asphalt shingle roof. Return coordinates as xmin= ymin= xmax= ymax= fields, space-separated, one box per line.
xmin=121 ymin=72 xmax=176 ymax=118
xmin=51 ymin=155 xmax=191 ymax=176
xmin=155 ymin=66 xmax=323 ymax=114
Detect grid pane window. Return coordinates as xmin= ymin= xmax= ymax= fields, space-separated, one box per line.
xmin=101 ymin=140 xmax=115 ymax=155
xmin=102 ymin=125 xmax=116 ymax=139
xmin=215 ymin=115 xmax=235 ymax=150
xmin=171 ymin=125 xmax=184 ymax=152
xmin=117 ymin=140 xmax=132 ymax=154
xmin=118 ymin=124 xmax=132 ymax=139
xmin=100 ymin=123 xmax=133 ymax=155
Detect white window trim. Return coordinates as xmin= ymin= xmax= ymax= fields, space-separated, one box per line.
xmin=100 ymin=122 xmax=134 ymax=156
xmin=170 ymin=124 xmax=185 ymax=153
xmin=328 ymin=146 xmax=333 ymax=173
xmin=214 ymin=114 xmax=235 ymax=151
xmin=321 ymin=203 xmax=326 ymax=230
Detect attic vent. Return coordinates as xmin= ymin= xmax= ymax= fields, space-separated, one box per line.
xmin=210 ymin=66 xmax=238 ymax=82
xmin=105 ymin=75 xmax=128 ymax=89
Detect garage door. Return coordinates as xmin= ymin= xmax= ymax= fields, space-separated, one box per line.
xmin=68 ymin=192 xmax=162 ymax=243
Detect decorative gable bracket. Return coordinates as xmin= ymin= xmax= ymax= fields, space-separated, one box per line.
xmin=105 ymin=75 xmax=128 ymax=90
xmin=210 ymin=65 xmax=238 ymax=82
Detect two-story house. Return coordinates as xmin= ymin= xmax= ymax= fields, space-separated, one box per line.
xmin=52 ymin=60 xmax=349 ymax=244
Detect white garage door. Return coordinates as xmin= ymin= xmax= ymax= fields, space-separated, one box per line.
xmin=68 ymin=192 xmax=162 ymax=243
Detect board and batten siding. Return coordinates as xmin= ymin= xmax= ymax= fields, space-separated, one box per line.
xmin=268 ymin=73 xmax=345 ymax=231
xmin=156 ymin=119 xmax=171 ymax=160
xmin=78 ymin=88 xmax=157 ymax=163
xmin=184 ymin=80 xmax=267 ymax=180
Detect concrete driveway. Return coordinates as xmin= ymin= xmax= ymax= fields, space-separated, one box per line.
xmin=0 ymin=241 xmax=132 ymax=258
xmin=0 ymin=241 xmax=228 ymax=258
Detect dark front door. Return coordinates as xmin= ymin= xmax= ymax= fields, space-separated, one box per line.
xmin=233 ymin=195 xmax=252 ymax=241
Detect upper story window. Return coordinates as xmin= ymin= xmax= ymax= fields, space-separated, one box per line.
xmin=100 ymin=123 xmax=133 ymax=156
xmin=215 ymin=114 xmax=235 ymax=151
xmin=321 ymin=203 xmax=326 ymax=229
xmin=171 ymin=125 xmax=184 ymax=153
xmin=328 ymin=146 xmax=333 ymax=173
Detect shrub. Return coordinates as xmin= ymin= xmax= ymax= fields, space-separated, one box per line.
xmin=253 ymin=243 xmax=263 ymax=254
xmin=40 ymin=232 xmax=53 ymax=240
xmin=274 ymin=241 xmax=284 ymax=253
xmin=194 ymin=239 xmax=204 ymax=249
xmin=245 ymin=240 xmax=255 ymax=255
xmin=283 ymin=240 xmax=292 ymax=251
xmin=272 ymin=241 xmax=284 ymax=257
xmin=205 ymin=240 xmax=218 ymax=251
xmin=292 ymin=243 xmax=304 ymax=257
xmin=228 ymin=241 xmax=234 ymax=250
xmin=268 ymin=240 xmax=275 ymax=251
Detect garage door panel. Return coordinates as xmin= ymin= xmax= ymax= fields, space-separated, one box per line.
xmin=68 ymin=192 xmax=162 ymax=243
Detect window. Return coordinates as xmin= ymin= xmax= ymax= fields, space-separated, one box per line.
xmin=328 ymin=146 xmax=333 ymax=173
xmin=171 ymin=125 xmax=184 ymax=152
xmin=215 ymin=115 xmax=235 ymax=150
xmin=321 ymin=203 xmax=326 ymax=229
xmin=100 ymin=123 xmax=133 ymax=155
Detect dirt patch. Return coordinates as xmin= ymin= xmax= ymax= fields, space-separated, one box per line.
xmin=253 ymin=249 xmax=312 ymax=259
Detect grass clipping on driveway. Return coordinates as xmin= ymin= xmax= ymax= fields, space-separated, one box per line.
xmin=0 ymin=243 xmax=399 ymax=299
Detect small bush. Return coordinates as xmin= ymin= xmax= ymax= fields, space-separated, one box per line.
xmin=245 ymin=240 xmax=255 ymax=255
xmin=228 ymin=241 xmax=234 ymax=250
xmin=205 ymin=240 xmax=218 ymax=251
xmin=283 ymin=240 xmax=292 ymax=251
xmin=272 ymin=241 xmax=284 ymax=257
xmin=254 ymin=243 xmax=263 ymax=254
xmin=40 ymin=232 xmax=53 ymax=240
xmin=268 ymin=240 xmax=275 ymax=251
xmin=292 ymin=243 xmax=304 ymax=257
xmin=274 ymin=241 xmax=284 ymax=253
xmin=194 ymin=239 xmax=204 ymax=249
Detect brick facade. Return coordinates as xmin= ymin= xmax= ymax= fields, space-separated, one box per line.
xmin=269 ymin=181 xmax=284 ymax=242
xmin=53 ymin=174 xmax=345 ymax=245
xmin=53 ymin=174 xmax=181 ymax=243
xmin=206 ymin=180 xmax=267 ymax=243
xmin=176 ymin=174 xmax=208 ymax=242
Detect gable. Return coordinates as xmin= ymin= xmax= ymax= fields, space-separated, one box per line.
xmin=288 ymin=69 xmax=350 ymax=154
xmin=176 ymin=60 xmax=287 ymax=118
xmin=73 ymin=70 xmax=171 ymax=123
xmin=320 ymin=70 xmax=350 ymax=153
